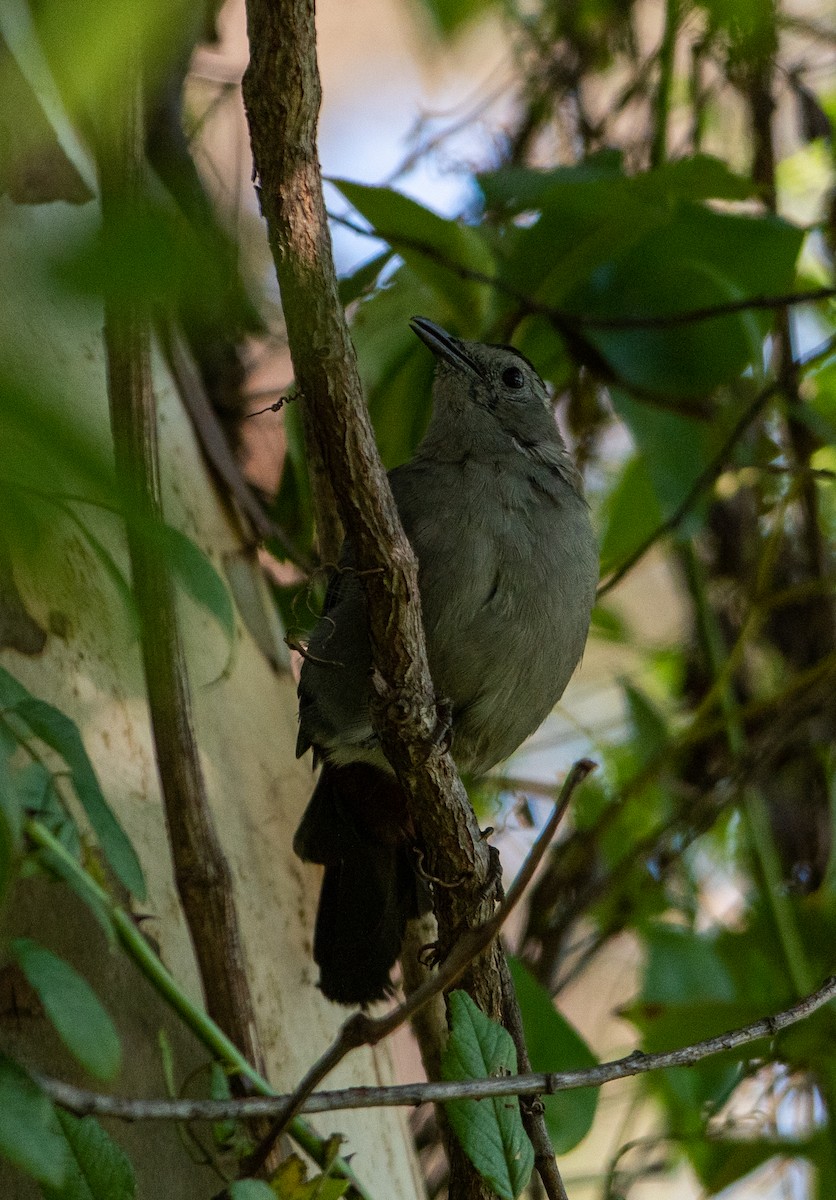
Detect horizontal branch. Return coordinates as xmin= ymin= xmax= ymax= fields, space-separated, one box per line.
xmin=37 ymin=974 xmax=836 ymax=1121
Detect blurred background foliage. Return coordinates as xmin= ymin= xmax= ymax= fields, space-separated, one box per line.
xmin=0 ymin=0 xmax=835 ymax=1197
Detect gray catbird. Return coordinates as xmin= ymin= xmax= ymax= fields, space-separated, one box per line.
xmin=294 ymin=317 xmax=598 ymax=1004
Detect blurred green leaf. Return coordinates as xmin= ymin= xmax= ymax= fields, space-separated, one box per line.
xmin=350 ymin=266 xmax=438 ymax=467
xmin=695 ymin=1133 xmax=821 ymax=1195
xmin=0 ymin=1055 xmax=67 ymax=1187
xmin=43 ymin=1110 xmax=134 ymax=1200
xmin=9 ymin=688 xmax=145 ymax=899
xmin=441 ymin=990 xmax=534 ymax=1199
xmin=338 ymin=250 xmax=393 ymax=307
xmin=507 ymin=957 xmax=599 ymax=1153
xmin=0 ymin=747 xmax=23 ymax=908
xmin=333 ymin=180 xmax=496 ymax=331
xmin=623 ymin=682 xmax=669 ymax=764
xmin=599 ymin=456 xmax=663 ymax=576
xmin=416 ymin=0 xmax=498 ymax=36
xmin=589 ymin=604 xmax=629 ymax=642
xmin=149 ymin=522 xmax=235 ymax=643
xmin=11 ymin=939 xmax=121 ymax=1081
xmin=479 ymin=153 xmax=751 ymax=215
xmin=229 ymin=1182 xmax=276 ymax=1200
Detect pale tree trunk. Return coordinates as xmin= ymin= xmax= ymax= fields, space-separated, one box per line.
xmin=0 ymin=175 xmax=425 ymax=1197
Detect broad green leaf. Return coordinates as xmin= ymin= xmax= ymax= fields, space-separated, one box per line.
xmin=332 ymin=180 xmax=496 ymax=330
xmin=507 ymin=957 xmax=599 ymax=1154
xmin=642 ymin=925 xmax=736 ymax=1006
xmin=11 ymin=695 xmax=145 ymax=899
xmin=479 ymin=152 xmax=750 ymax=216
xmin=11 ymin=939 xmax=121 ymax=1081
xmin=610 ymin=390 xmax=717 ymax=524
xmin=229 ymin=1182 xmax=275 ymax=1200
xmin=575 ymin=206 xmax=803 ymax=396
xmin=478 ymin=150 xmax=624 ymax=212
xmin=441 ymin=990 xmax=534 ymax=1200
xmin=43 ymin=1110 xmax=134 ymax=1200
xmin=0 ymin=1055 xmax=67 ymax=1187
xmin=695 ymin=1133 xmax=821 ymax=1195
xmin=632 ymin=926 xmax=742 ymax=1135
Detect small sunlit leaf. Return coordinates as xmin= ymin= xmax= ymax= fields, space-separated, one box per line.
xmin=441 ymin=990 xmax=534 ymax=1200
xmin=271 ymin=1152 xmax=349 ymax=1200
xmin=11 ymin=939 xmax=121 ymax=1081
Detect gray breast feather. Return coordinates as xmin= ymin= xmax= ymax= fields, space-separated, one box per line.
xmin=296 ymin=455 xmax=598 ymax=776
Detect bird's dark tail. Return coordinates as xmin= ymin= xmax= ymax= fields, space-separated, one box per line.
xmin=294 ymin=762 xmax=428 ymax=1006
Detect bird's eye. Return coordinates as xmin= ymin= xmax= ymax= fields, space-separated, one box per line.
xmin=502 ymin=366 xmax=525 ymax=390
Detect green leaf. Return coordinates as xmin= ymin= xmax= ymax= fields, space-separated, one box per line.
xmin=575 ymin=207 xmax=803 ymax=396
xmin=0 ymin=663 xmax=30 ymax=708
xmin=695 ymin=1133 xmax=822 ymax=1195
xmin=0 ymin=1055 xmax=67 ymax=1187
xmin=507 ymin=957 xmax=599 ymax=1154
xmin=229 ymin=1182 xmax=276 ymax=1200
xmin=270 ymin=1153 xmax=350 ymax=1200
xmin=151 ymin=521 xmax=236 ymax=643
xmin=441 ymin=990 xmax=534 ymax=1199
xmin=11 ymin=939 xmax=121 ymax=1082
xmin=350 ymin=265 xmax=438 ymax=466
xmin=332 ymin=180 xmax=496 ymax=330
xmin=43 ymin=1110 xmax=134 ymax=1200
xmin=642 ymin=925 xmax=736 ymax=1006
xmin=622 ymin=682 xmax=669 ymax=764
xmin=599 ymin=456 xmax=663 ymax=577
xmin=11 ymin=696 xmax=145 ymax=899
xmin=0 ymin=749 xmax=23 ymax=907
xmin=338 ymin=250 xmax=392 ymax=307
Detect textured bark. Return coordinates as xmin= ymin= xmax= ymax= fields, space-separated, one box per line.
xmin=241 ymin=2 xmax=502 ymax=1193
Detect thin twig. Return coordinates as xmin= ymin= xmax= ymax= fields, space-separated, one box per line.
xmin=36 ymin=973 xmax=836 ymax=1120
xmin=499 ymin=958 xmax=568 ymax=1200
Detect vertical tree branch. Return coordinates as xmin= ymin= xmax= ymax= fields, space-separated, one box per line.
xmin=241 ymin=4 xmax=510 ymax=1194
xmin=96 ymin=17 xmax=275 ymax=1159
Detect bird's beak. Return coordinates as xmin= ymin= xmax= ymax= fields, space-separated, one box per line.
xmin=410 ymin=317 xmax=481 ymax=378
